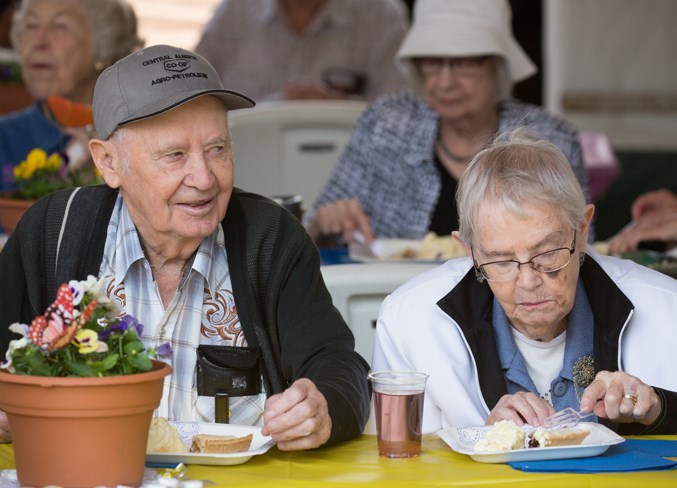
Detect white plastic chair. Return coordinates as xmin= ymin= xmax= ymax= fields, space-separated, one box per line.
xmin=321 ymin=261 xmax=437 ymax=434
xmin=228 ymin=100 xmax=367 ymax=208
xmin=320 ymin=262 xmax=437 ymax=364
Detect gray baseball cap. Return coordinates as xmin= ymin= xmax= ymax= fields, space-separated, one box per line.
xmin=93 ymin=44 xmax=255 ymax=140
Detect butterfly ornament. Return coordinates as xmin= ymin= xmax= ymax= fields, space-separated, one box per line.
xmin=28 ymin=284 xmax=98 ymax=352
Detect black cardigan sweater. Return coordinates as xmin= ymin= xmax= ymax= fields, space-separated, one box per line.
xmin=0 ymin=186 xmax=371 ymax=446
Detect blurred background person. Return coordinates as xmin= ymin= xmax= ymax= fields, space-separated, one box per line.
xmin=194 ymin=0 xmax=409 ymax=101
xmin=0 ymin=0 xmax=143 ymax=191
xmin=608 ymin=188 xmax=677 ymax=253
xmin=307 ymin=0 xmax=591 ymax=245
xmin=0 ymin=0 xmax=31 ymax=116
xmin=0 ymin=0 xmax=18 ymax=57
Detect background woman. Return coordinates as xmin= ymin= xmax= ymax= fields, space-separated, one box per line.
xmin=0 ymin=0 xmax=143 ymax=190
xmin=308 ymin=0 xmax=591 ymax=245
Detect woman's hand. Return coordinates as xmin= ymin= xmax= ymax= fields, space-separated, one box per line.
xmin=486 ymin=392 xmax=555 ymax=426
xmin=313 ymin=198 xmax=374 ymax=245
xmin=0 ymin=410 xmax=11 ymax=443
xmin=579 ymin=371 xmax=661 ymax=426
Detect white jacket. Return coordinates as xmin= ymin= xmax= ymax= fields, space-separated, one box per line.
xmin=372 ymin=249 xmax=677 ymax=434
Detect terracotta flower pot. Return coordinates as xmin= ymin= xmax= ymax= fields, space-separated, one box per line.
xmin=0 ymin=192 xmax=34 ymax=234
xmin=0 ymin=361 xmax=171 ymax=488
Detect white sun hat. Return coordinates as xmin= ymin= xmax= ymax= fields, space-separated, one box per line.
xmin=397 ymin=0 xmax=536 ymax=86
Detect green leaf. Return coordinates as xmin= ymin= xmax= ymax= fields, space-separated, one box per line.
xmin=123 ymin=340 xmax=144 ymax=355
xmin=101 ymin=353 xmax=119 ymax=370
xmin=128 ymin=354 xmax=152 ymax=371
xmin=69 ymin=362 xmax=95 ymax=377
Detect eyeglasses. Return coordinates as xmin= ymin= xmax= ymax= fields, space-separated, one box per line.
xmin=472 ymin=232 xmax=577 ymax=282
xmin=417 ymin=56 xmax=489 ymax=78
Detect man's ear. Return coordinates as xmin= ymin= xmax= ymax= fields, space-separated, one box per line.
xmin=89 ymin=138 xmax=121 ymax=189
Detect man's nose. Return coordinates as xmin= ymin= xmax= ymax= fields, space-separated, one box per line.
xmin=185 ymin=155 xmax=216 ymax=189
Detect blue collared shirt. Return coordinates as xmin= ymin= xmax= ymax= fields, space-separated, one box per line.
xmin=492 ymin=279 xmax=596 ymax=412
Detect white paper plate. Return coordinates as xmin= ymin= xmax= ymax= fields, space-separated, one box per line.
xmin=146 ymin=421 xmax=275 ymax=466
xmin=437 ymin=422 xmax=624 ymax=464
xmin=349 ymin=238 xmax=444 ymax=263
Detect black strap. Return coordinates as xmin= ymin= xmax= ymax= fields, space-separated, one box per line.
xmin=44 ymin=186 xmax=117 ymax=302
xmin=223 ymin=191 xmax=286 ymax=396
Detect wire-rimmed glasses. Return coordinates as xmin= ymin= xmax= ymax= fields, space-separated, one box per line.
xmin=472 ymin=232 xmax=577 ymax=282
xmin=417 ymin=56 xmax=490 ymax=78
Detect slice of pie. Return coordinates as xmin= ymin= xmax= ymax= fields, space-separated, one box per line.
xmin=528 ymin=426 xmax=590 ymax=448
xmin=190 ymin=433 xmax=254 ymax=454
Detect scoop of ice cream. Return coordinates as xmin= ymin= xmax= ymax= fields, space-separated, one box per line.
xmin=474 ymin=420 xmax=526 ymax=451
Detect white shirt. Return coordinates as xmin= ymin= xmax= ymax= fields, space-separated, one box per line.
xmin=513 ymin=328 xmax=567 ymax=404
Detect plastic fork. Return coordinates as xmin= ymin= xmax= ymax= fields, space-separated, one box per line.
xmin=542 ymin=407 xmax=595 ymax=429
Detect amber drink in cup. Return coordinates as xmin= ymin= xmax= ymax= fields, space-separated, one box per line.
xmin=368 ymin=371 xmax=428 ymax=458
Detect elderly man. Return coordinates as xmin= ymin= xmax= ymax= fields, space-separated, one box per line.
xmin=0 ymin=44 xmax=370 ymax=449
xmin=372 ymin=131 xmax=677 ymax=435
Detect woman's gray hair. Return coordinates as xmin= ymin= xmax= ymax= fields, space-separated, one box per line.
xmin=11 ymin=0 xmax=144 ymax=69
xmin=456 ymin=129 xmax=587 ymax=247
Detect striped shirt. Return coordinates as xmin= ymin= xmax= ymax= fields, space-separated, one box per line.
xmin=98 ymin=195 xmax=265 ymax=425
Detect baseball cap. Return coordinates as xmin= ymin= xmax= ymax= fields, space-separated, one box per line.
xmin=93 ymin=44 xmax=255 ymax=140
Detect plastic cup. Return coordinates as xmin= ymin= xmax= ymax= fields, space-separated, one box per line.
xmin=368 ymin=371 xmax=428 ymax=458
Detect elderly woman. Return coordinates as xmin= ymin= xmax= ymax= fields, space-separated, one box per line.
xmin=372 ymin=130 xmax=677 ymax=435
xmin=0 ymin=0 xmax=142 ymax=190
xmin=309 ymin=0 xmax=591 ymax=244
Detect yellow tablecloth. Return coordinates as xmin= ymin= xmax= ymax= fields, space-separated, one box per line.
xmin=2 ymin=434 xmax=676 ymax=487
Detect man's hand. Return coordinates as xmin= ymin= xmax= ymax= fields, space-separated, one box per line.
xmin=314 ymin=198 xmax=374 ymax=245
xmin=261 ymin=378 xmax=332 ymax=451
xmin=0 ymin=410 xmax=11 ymax=443
xmin=579 ymin=371 xmax=661 ymax=426
xmin=486 ymin=392 xmax=555 ymax=427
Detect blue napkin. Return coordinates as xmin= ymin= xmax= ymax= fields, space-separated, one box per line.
xmin=509 ymin=439 xmax=677 ymax=473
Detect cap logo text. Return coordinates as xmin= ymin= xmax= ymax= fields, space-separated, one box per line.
xmin=164 ymin=59 xmax=191 ymax=73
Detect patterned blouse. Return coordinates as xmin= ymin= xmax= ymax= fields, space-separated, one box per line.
xmin=312 ymin=92 xmax=591 ymax=239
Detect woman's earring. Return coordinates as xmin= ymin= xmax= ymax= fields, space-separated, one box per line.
xmin=94 ymin=61 xmax=105 ymax=72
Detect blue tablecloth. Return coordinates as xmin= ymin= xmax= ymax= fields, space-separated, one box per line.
xmin=509 ymin=439 xmax=677 ymax=473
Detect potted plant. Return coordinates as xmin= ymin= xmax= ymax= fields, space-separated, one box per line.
xmin=0 ymin=276 xmax=172 ymax=488
xmin=0 ymin=96 xmax=98 ymax=234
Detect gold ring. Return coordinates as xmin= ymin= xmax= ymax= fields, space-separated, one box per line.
xmin=623 ymin=394 xmax=638 ymax=405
